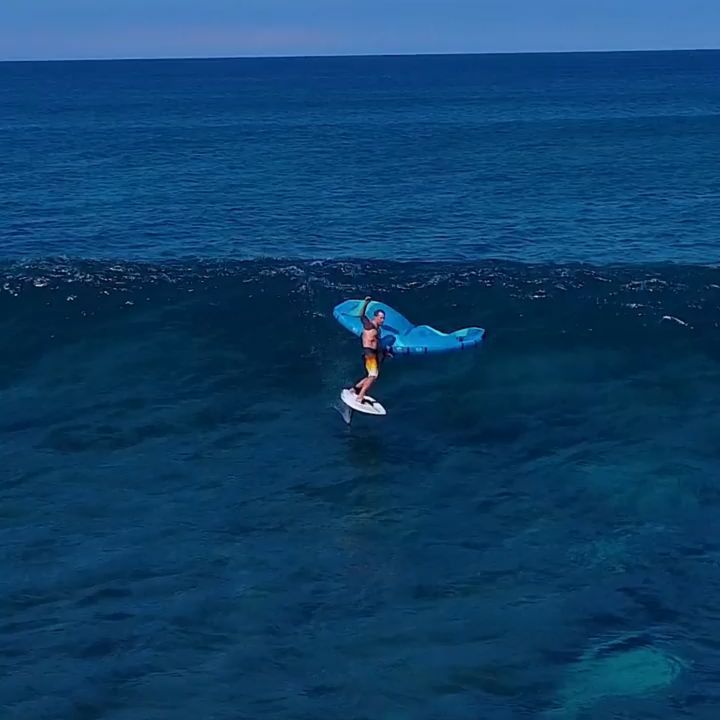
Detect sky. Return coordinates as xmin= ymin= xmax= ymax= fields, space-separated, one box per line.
xmin=1 ymin=0 xmax=719 ymax=61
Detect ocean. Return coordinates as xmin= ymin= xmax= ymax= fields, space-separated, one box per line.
xmin=1 ymin=51 xmax=720 ymax=719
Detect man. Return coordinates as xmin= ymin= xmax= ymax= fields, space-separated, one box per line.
xmin=351 ymin=296 xmax=391 ymax=404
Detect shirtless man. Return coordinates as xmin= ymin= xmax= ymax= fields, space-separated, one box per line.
xmin=351 ymin=296 xmax=388 ymax=404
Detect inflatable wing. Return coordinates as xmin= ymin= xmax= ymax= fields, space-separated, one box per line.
xmin=333 ymin=299 xmax=486 ymax=355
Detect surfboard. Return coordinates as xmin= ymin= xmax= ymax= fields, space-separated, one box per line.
xmin=340 ymin=388 xmax=387 ymax=416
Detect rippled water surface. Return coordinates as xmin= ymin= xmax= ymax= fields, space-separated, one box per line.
xmin=2 ymin=52 xmax=719 ymax=719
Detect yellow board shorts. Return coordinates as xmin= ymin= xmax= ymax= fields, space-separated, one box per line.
xmin=363 ymin=349 xmax=379 ymax=378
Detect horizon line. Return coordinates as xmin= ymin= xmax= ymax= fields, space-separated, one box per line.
xmin=2 ymin=46 xmax=719 ymax=64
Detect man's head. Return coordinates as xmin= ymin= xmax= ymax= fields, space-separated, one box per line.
xmin=373 ymin=309 xmax=385 ymax=327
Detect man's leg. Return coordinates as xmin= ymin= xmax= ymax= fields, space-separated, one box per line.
xmin=353 ymin=376 xmax=369 ymax=395
xmin=351 ymin=351 xmax=372 ymax=393
xmin=356 ymin=353 xmax=379 ymax=403
xmin=356 ymin=376 xmax=376 ymax=403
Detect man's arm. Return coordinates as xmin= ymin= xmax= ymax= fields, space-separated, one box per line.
xmin=360 ymin=296 xmax=373 ymax=329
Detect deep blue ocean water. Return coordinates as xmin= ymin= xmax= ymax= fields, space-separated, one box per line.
xmin=2 ymin=52 xmax=720 ymax=719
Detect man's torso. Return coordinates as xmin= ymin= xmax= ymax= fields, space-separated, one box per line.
xmin=362 ymin=326 xmax=378 ymax=350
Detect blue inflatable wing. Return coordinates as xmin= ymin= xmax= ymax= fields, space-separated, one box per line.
xmin=333 ymin=299 xmax=486 ymax=355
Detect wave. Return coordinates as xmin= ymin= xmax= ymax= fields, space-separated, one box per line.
xmin=1 ymin=256 xmax=718 ymax=332
xmin=3 ymin=257 xmax=718 ymax=399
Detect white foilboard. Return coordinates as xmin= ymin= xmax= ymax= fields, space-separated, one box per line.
xmin=340 ymin=388 xmax=387 ymax=416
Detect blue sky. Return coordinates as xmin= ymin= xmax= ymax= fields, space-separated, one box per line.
xmin=2 ymin=0 xmax=719 ymax=60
